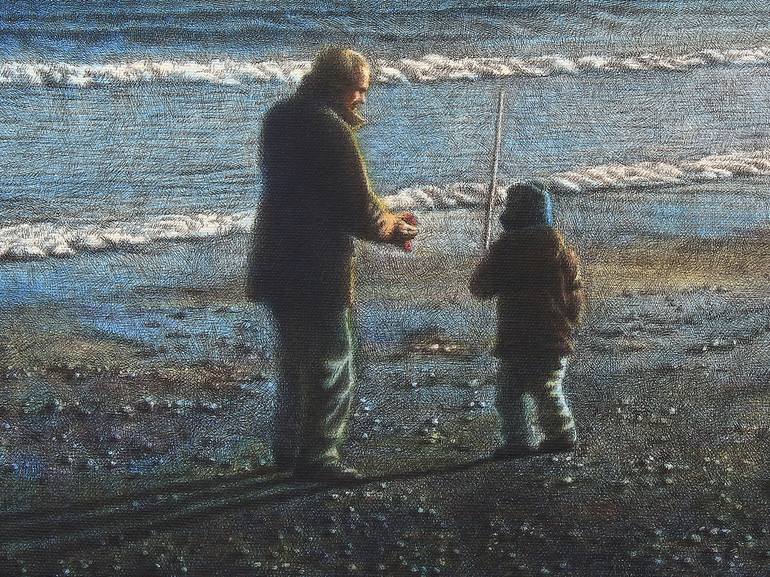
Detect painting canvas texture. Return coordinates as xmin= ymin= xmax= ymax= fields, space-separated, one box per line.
xmin=1 ymin=2 xmax=769 ymax=576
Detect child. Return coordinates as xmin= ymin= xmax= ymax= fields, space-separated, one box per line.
xmin=469 ymin=181 xmax=585 ymax=458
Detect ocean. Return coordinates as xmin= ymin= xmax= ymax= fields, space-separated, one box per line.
xmin=1 ymin=1 xmax=769 ymax=347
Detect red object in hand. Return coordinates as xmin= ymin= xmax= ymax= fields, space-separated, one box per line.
xmin=401 ymin=212 xmax=417 ymax=252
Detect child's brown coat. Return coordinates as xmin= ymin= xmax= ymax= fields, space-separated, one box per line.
xmin=469 ymin=225 xmax=585 ymax=359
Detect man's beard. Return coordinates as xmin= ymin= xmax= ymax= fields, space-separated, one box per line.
xmin=339 ymin=104 xmax=366 ymax=130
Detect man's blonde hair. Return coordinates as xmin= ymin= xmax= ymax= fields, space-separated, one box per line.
xmin=309 ymin=46 xmax=369 ymax=89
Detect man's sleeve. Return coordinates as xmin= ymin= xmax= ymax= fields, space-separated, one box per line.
xmin=324 ymin=116 xmax=395 ymax=242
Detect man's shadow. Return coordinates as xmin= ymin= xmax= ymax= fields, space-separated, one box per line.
xmin=0 ymin=457 xmax=496 ymax=553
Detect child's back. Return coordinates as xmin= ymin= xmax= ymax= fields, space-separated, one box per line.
xmin=470 ymin=223 xmax=583 ymax=360
xmin=470 ymin=181 xmax=585 ymax=458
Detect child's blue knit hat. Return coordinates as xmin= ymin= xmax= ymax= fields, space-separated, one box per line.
xmin=500 ymin=180 xmax=553 ymax=230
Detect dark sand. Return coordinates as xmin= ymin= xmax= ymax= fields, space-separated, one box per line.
xmin=0 ymin=227 xmax=769 ymax=577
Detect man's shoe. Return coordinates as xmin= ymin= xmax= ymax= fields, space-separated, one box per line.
xmin=538 ymin=438 xmax=577 ymax=454
xmin=489 ymin=444 xmax=537 ymax=461
xmin=294 ymin=461 xmax=363 ymax=482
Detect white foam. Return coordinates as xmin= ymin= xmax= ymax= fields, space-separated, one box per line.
xmin=378 ymin=47 xmax=770 ymax=82
xmin=546 ymin=150 xmax=770 ymax=194
xmin=385 ymin=150 xmax=770 ymax=208
xmin=0 ymin=212 xmax=253 ymax=261
xmin=1 ymin=45 xmax=770 ymax=87
xmin=385 ymin=182 xmax=493 ymax=211
xmin=0 ymin=59 xmax=313 ymax=87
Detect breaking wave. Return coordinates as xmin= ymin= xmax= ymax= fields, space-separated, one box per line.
xmin=387 ymin=149 xmax=770 ymax=208
xmin=0 ymin=212 xmax=253 ymax=261
xmin=3 ymin=149 xmax=770 ymax=261
xmin=2 ymin=45 xmax=770 ymax=87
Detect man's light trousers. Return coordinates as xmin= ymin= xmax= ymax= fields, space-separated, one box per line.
xmin=271 ymin=307 xmax=355 ymax=468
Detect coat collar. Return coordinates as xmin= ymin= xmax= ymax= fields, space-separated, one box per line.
xmin=294 ymin=90 xmax=366 ymax=130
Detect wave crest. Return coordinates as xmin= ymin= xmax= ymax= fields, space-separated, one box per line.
xmin=0 ymin=212 xmax=253 ymax=261
xmin=385 ymin=150 xmax=770 ymax=208
xmin=2 ymin=46 xmax=770 ymax=87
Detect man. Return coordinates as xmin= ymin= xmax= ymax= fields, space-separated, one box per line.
xmin=246 ymin=47 xmax=417 ymax=481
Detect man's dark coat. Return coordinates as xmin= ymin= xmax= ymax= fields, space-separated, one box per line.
xmin=246 ymin=94 xmax=390 ymax=314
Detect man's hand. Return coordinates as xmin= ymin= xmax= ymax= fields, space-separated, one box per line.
xmin=392 ymin=211 xmax=418 ymax=250
xmin=399 ymin=212 xmax=418 ymax=252
xmin=380 ymin=211 xmax=417 ymax=248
